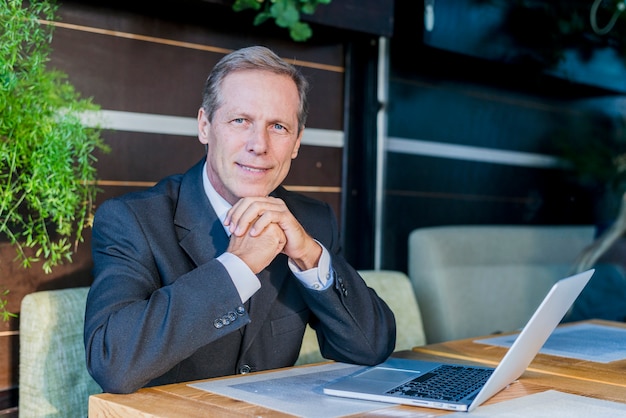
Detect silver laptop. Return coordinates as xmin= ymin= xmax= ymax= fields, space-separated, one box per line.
xmin=323 ymin=269 xmax=594 ymax=412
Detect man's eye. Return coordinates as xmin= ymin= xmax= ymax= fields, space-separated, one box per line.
xmin=273 ymin=124 xmax=285 ymax=131
xmin=233 ymin=118 xmax=244 ymax=124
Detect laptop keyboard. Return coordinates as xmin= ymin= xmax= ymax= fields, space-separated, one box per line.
xmin=386 ymin=365 xmax=493 ymax=402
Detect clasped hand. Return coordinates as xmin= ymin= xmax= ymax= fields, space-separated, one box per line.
xmin=225 ymin=197 xmax=322 ymax=274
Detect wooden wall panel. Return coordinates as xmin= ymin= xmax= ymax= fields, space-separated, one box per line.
xmin=94 ymin=131 xmax=206 ymax=182
xmin=51 ymin=2 xmax=345 ymax=128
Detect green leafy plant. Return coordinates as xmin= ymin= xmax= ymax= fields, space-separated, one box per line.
xmin=1 ymin=289 xmax=17 ymax=321
xmin=232 ymin=0 xmax=331 ymax=41
xmin=0 ymin=0 xmax=108 ymax=281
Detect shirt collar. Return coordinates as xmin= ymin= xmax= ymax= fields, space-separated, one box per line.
xmin=202 ymin=162 xmax=231 ymax=235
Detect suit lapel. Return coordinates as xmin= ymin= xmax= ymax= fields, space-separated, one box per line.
xmin=178 ymin=219 xmax=229 ymax=266
xmin=174 ymin=159 xmax=229 ymax=265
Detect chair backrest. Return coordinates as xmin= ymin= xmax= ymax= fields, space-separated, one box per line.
xmin=408 ymin=225 xmax=596 ymax=343
xmin=19 ymin=287 xmax=102 ymax=418
xmin=296 ymin=270 xmax=426 ymax=365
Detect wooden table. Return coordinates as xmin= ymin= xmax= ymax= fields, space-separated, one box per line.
xmin=89 ymin=320 xmax=626 ymax=417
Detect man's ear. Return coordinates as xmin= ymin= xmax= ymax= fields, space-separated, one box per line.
xmin=291 ymin=128 xmax=303 ymax=159
xmin=197 ymin=108 xmax=209 ymax=146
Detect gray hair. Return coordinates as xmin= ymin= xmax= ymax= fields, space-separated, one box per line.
xmin=201 ymin=46 xmax=309 ymax=134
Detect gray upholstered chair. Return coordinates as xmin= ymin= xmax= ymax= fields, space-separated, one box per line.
xmin=408 ymin=225 xmax=596 ymax=343
xmin=296 ymin=270 xmax=426 ymax=365
xmin=19 ymin=287 xmax=101 ymax=417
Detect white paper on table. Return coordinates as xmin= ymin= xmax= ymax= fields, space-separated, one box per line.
xmin=447 ymin=390 xmax=626 ymax=418
xmin=189 ymin=362 xmax=407 ymax=418
xmin=475 ymin=323 xmax=626 ymax=363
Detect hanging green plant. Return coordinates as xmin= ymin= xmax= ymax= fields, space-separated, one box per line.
xmin=0 ymin=289 xmax=15 ymax=321
xmin=0 ymin=0 xmax=108 ymax=287
xmin=232 ymin=0 xmax=331 ymax=41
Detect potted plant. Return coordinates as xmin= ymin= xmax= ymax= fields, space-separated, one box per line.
xmin=0 ymin=0 xmax=108 ymax=319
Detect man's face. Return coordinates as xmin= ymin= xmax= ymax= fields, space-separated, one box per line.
xmin=198 ymin=70 xmax=303 ymax=205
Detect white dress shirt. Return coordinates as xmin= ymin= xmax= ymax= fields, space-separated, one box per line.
xmin=202 ymin=163 xmax=333 ymax=303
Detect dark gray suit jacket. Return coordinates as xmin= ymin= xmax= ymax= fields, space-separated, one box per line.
xmin=84 ymin=159 xmax=396 ymax=393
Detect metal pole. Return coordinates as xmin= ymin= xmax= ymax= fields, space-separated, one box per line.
xmin=374 ymin=36 xmax=389 ymax=270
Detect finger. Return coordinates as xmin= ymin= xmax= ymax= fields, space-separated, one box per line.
xmin=247 ymin=198 xmax=293 ymax=236
xmin=224 ymin=197 xmax=249 ymax=227
xmin=248 ymin=210 xmax=281 ymax=236
xmin=226 ymin=223 xmax=287 ymax=273
xmin=226 ymin=198 xmax=275 ymax=236
xmin=225 ymin=197 xmax=257 ymax=235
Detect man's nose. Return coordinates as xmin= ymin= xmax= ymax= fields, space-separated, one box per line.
xmin=247 ymin=126 xmax=269 ymax=154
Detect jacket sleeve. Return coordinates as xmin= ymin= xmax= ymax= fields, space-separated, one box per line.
xmin=294 ymin=199 xmax=397 ymax=365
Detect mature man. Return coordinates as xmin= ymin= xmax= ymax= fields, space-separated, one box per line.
xmin=84 ymin=46 xmax=396 ymax=394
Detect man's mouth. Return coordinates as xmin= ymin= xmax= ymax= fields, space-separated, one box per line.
xmin=237 ymin=163 xmax=267 ymax=173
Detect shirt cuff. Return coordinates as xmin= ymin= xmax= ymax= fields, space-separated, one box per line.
xmin=288 ymin=241 xmax=334 ymax=291
xmin=217 ymin=252 xmax=261 ymax=303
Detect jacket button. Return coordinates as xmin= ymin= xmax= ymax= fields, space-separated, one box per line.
xmin=239 ymin=364 xmax=251 ymax=374
xmin=213 ymin=318 xmax=224 ymax=329
xmin=337 ymin=276 xmax=348 ymax=296
xmin=236 ymin=306 xmax=245 ymax=316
